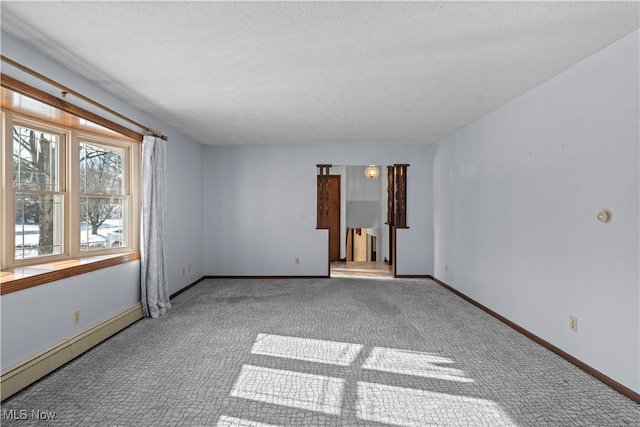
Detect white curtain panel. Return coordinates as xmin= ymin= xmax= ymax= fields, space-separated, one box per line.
xmin=141 ymin=135 xmax=171 ymax=318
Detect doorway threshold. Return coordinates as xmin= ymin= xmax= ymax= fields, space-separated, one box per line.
xmin=330 ymin=261 xmax=392 ymax=279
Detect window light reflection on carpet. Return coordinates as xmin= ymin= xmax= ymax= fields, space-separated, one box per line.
xmin=230 ymin=365 xmax=344 ymax=415
xmin=216 ymin=415 xmax=282 ymax=427
xmin=361 ymin=347 xmax=474 ymax=383
xmin=251 ymin=333 xmax=363 ymax=366
xmin=357 ymin=381 xmax=514 ymax=427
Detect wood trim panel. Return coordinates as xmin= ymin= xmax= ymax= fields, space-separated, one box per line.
xmin=327 ymin=175 xmax=341 ymax=263
xmin=428 ymin=275 xmax=640 ymax=404
xmin=1 ymin=252 xmax=140 ymax=295
xmin=394 ymin=164 xmax=408 ymax=228
xmin=395 ymin=275 xmax=429 ymax=278
xmin=391 ymin=226 xmax=397 ymax=277
xmin=386 ymin=165 xmax=395 ymax=226
xmin=387 ymin=165 xmax=395 ymax=266
xmin=170 ymin=277 xmax=206 ymax=299
xmin=316 ymin=164 xmax=332 ymax=229
xmin=1 ymin=73 xmax=143 ymax=141
xmin=327 ymin=229 xmax=332 ymax=277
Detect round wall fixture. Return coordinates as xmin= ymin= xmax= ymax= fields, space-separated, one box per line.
xmin=364 ymin=165 xmax=379 ymax=179
xmin=597 ymin=210 xmax=611 ymax=223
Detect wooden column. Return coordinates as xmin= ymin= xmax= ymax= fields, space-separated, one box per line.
xmin=387 ymin=164 xmax=409 ymax=272
xmin=386 ymin=165 xmax=395 ymax=266
xmin=316 ymin=164 xmax=332 ymax=229
xmin=394 ymin=164 xmax=409 ymax=228
xmin=386 ymin=165 xmax=395 ymax=226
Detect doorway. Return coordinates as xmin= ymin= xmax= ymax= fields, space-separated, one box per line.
xmin=345 ymin=228 xmax=374 ymax=262
xmin=317 ymin=164 xmax=401 ymax=278
xmin=333 ymin=227 xmax=391 ymax=278
xmin=330 ymin=261 xmax=392 ymax=278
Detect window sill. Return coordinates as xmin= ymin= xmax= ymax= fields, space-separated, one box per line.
xmin=0 ymin=252 xmax=140 ymax=295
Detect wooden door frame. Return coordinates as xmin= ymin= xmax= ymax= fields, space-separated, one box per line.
xmin=317 ymin=164 xmax=408 ymax=278
xmin=391 ymin=226 xmax=397 ymax=277
xmin=317 ymin=174 xmax=340 ymax=274
xmin=387 ymin=164 xmax=409 ymax=278
xmin=327 ymin=175 xmax=341 ymax=264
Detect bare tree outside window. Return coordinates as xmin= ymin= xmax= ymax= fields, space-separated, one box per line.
xmin=79 ymin=141 xmax=127 ymax=250
xmin=12 ymin=127 xmax=129 ymax=257
xmin=3 ymin=94 xmax=138 ymax=268
xmin=13 ymin=126 xmax=63 ymax=258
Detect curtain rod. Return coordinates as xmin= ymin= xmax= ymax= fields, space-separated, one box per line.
xmin=1 ymin=55 xmax=168 ymax=141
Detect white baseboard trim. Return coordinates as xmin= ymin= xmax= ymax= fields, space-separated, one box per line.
xmin=1 ymin=303 xmax=143 ymax=401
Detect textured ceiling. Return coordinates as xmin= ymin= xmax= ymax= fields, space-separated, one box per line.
xmin=1 ymin=1 xmax=638 ymax=146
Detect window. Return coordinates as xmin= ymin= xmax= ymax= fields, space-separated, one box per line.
xmin=13 ymin=123 xmax=65 ymax=259
xmin=79 ymin=140 xmax=129 ymax=251
xmin=1 ymin=98 xmax=140 ymax=269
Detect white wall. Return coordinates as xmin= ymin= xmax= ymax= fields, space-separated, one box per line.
xmin=165 ymin=133 xmax=205 ymax=294
xmin=346 ymin=165 xmax=382 ymax=230
xmin=346 ymin=166 xmax=382 ymax=201
xmin=1 ymin=32 xmax=205 ymax=369
xmin=1 ymin=262 xmax=140 ymax=370
xmin=432 ymin=31 xmax=639 ymax=393
xmin=203 ymin=145 xmax=433 ymax=276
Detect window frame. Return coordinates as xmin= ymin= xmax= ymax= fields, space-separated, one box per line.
xmin=1 ymin=110 xmax=141 ymax=269
xmin=75 ymin=132 xmax=139 ymax=256
xmin=9 ymin=114 xmax=68 ymax=264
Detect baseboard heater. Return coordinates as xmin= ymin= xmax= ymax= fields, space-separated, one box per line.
xmin=0 ymin=303 xmax=143 ymax=401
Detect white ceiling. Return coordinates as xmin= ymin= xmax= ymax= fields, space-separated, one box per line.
xmin=1 ymin=1 xmax=638 ymax=147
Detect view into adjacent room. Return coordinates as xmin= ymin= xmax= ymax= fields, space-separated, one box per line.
xmin=326 ymin=165 xmax=392 ymax=279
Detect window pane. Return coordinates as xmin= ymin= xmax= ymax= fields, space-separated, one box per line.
xmin=13 ymin=125 xmax=60 ymax=191
xmin=15 ymin=193 xmax=64 ymax=259
xmin=79 ymin=141 xmax=125 ymax=195
xmin=80 ymin=196 xmax=128 ymax=251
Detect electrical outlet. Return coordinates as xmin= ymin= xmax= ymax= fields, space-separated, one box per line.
xmin=182 ymin=267 xmax=185 ymax=276
xmin=445 ymin=263 xmax=448 ymax=272
xmin=295 ymin=258 xmax=300 ymax=265
xmin=569 ymin=316 xmax=578 ymax=332
xmin=73 ymin=310 xmax=81 ymax=325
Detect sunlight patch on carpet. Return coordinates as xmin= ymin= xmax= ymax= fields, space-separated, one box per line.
xmin=216 ymin=415 xmax=282 ymax=427
xmin=362 ymin=347 xmax=474 ymax=383
xmin=251 ymin=333 xmax=363 ymax=366
xmin=230 ymin=365 xmax=344 ymax=415
xmin=357 ymin=381 xmax=514 ymax=427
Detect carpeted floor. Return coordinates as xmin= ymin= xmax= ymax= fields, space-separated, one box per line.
xmin=2 ymin=278 xmax=639 ymax=426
